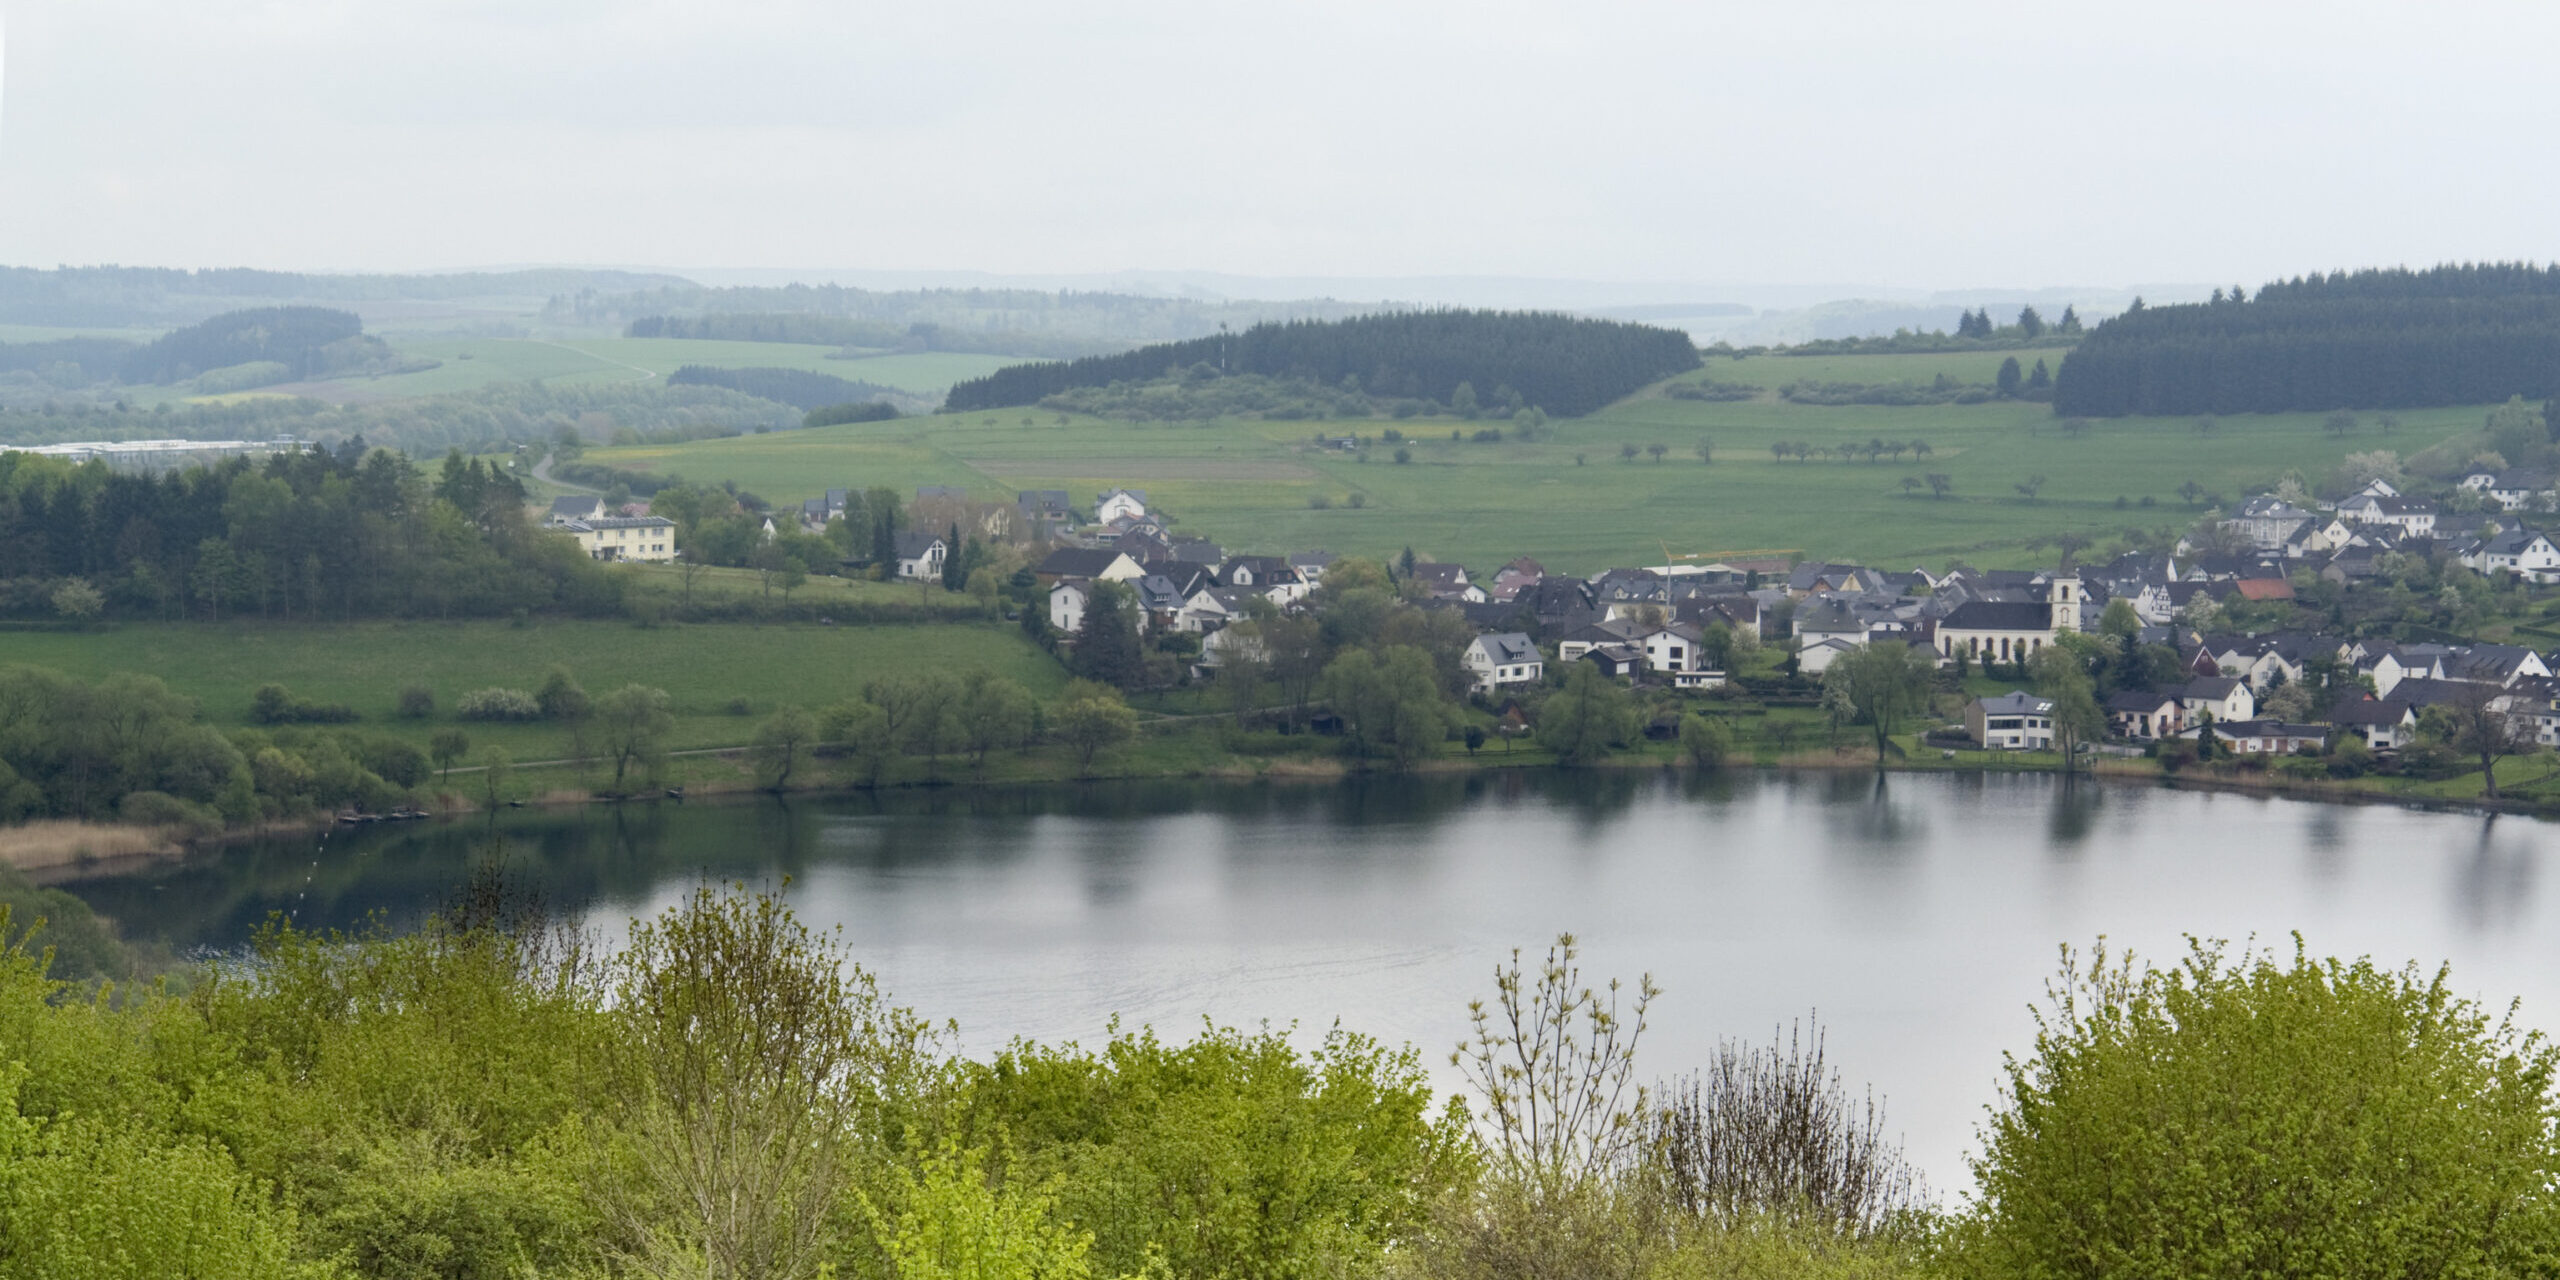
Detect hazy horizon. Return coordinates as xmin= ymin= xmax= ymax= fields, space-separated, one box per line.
xmin=5 ymin=1 xmax=2554 ymax=290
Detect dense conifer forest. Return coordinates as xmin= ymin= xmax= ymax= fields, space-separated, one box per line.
xmin=0 ymin=443 xmax=621 ymax=621
xmin=944 ymin=310 xmax=1703 ymax=417
xmin=2054 ymin=262 xmax=2560 ymax=416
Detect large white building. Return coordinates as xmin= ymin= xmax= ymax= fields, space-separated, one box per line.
xmin=561 ymin=516 xmax=677 ymax=562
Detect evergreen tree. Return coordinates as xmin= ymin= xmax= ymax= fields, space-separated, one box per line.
xmin=1997 ymin=357 xmax=2024 ymax=398
xmin=2017 ymin=306 xmax=2045 ymax=339
xmin=1070 ymin=580 xmax=1145 ymax=689
xmin=2028 ymin=358 xmax=2052 ymax=390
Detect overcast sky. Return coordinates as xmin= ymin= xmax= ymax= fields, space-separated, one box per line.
xmin=3 ymin=0 xmax=2554 ymax=293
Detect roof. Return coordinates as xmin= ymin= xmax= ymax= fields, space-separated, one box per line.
xmin=1939 ymin=600 xmax=2053 ymax=632
xmin=563 ymin=516 xmax=674 ymax=531
xmin=2106 ymin=690 xmax=2180 ymax=713
xmin=1098 ymin=487 xmax=1148 ymax=503
xmin=1974 ymin=691 xmax=2054 ymax=715
xmin=1038 ymin=547 xmax=1130 ymax=577
xmin=1411 ymin=562 xmax=1469 ymax=586
xmin=548 ymin=495 xmax=600 ymax=518
xmin=893 ymin=530 xmax=945 ymax=558
xmin=2183 ymin=676 xmax=2245 ymax=700
xmin=1017 ymin=489 xmax=1071 ymax=510
xmin=2232 ymin=578 xmax=2294 ymax=601
xmin=2324 ymin=698 xmax=2414 ymax=726
xmin=1472 ymin=632 xmax=1540 ymax=664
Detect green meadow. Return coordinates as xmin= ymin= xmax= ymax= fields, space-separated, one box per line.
xmin=0 ymin=619 xmax=1064 ymax=758
xmin=272 ymin=337 xmax=1029 ymax=401
xmin=585 ymin=348 xmax=2476 ymax=572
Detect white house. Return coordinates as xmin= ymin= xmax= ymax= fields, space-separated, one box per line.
xmin=2334 ymin=493 xmax=2437 ymax=535
xmin=546 ymin=495 xmax=606 ymax=525
xmin=1463 ymin=633 xmax=1544 ymax=694
xmin=1096 ymin=487 xmax=1149 ymax=524
xmin=893 ymin=531 xmax=947 ymax=582
xmin=2180 ymin=676 xmax=2257 ymax=725
xmin=2460 ymin=469 xmax=2556 ymax=511
xmin=561 ymin=516 xmax=677 ymax=563
xmin=1049 ymin=579 xmax=1091 ymax=634
xmin=2458 ymin=528 xmax=2560 ymax=583
xmin=1797 ymin=636 xmax=1863 ymax=675
xmin=2221 ymin=495 xmax=2319 ymax=549
xmin=1934 ymin=575 xmax=2080 ymax=663
xmin=1967 ymin=691 xmax=2055 ymax=750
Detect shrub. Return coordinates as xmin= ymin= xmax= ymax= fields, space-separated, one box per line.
xmin=1967 ymin=939 xmax=2560 ymax=1279
xmin=724 ymin=697 xmax=753 ymax=716
xmin=249 ymin=684 xmax=357 ymax=725
xmin=396 ymin=685 xmax=434 ymax=719
xmin=118 ymin=789 xmax=222 ymax=833
xmin=1308 ymin=494 xmax=1333 ymax=510
xmin=535 ymin=668 xmax=590 ymax=721
xmin=456 ymin=688 xmax=542 ymax=722
xmin=1347 ymin=492 xmax=1368 ymax=509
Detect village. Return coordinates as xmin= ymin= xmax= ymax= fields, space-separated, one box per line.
xmin=540 ymin=465 xmax=2560 ymax=774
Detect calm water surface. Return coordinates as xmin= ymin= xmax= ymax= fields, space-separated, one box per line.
xmin=53 ymin=770 xmax=2560 ymax=1190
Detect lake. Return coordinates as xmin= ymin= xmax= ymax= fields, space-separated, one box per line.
xmin=51 ymin=769 xmax=2560 ymax=1193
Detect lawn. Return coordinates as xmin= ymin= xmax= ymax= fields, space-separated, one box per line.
xmin=0 ymin=619 xmax=1067 ymax=758
xmin=583 ymin=348 xmax=2485 ymax=574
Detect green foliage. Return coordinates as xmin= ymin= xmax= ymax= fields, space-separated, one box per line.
xmin=1966 ymin=938 xmax=2560 ymax=1278
xmin=1679 ymin=713 xmax=1735 ymax=770
xmin=395 ymin=684 xmax=435 ymax=719
xmin=667 ymin=364 xmax=907 ymax=411
xmin=948 ymin=310 xmax=1702 ymax=418
xmin=1052 ymin=680 xmax=1137 ymax=772
xmin=592 ymin=684 xmax=672 ymax=791
xmin=752 ymin=706 xmax=819 ymax=789
xmin=1315 ymin=645 xmax=1456 ymax=768
xmin=2057 ymin=263 xmax=2560 ymax=416
xmin=455 ymin=687 xmax=542 ymax=721
xmin=250 ymin=682 xmax=358 ymax=725
xmin=956 ymin=1021 xmax=1464 ymax=1280
xmin=1821 ymin=645 xmax=1934 ymax=763
xmin=1537 ymin=662 xmax=1635 ymax=766
xmin=861 ymin=1140 xmax=1105 ymax=1280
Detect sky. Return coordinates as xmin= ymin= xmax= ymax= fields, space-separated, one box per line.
xmin=2 ymin=0 xmax=2556 ymax=294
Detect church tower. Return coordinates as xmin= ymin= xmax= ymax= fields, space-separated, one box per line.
xmin=2048 ymin=572 xmax=2082 ymax=632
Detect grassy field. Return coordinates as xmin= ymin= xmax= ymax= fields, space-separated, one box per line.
xmin=0 ymin=620 xmax=1067 ymax=758
xmin=288 ymin=337 xmax=1031 ymax=402
xmin=583 ymin=347 xmax=2482 ymax=572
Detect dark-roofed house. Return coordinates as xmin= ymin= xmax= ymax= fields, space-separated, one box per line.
xmin=2325 ymin=697 xmax=2417 ymax=751
xmin=1464 ymin=632 xmax=1544 ymax=693
xmin=1490 ymin=557 xmax=1545 ymax=602
xmin=1410 ymin=562 xmax=1485 ymax=602
xmin=547 ymin=495 xmax=605 ymax=525
xmin=1017 ymin=489 xmax=1072 ymax=520
xmin=1035 ymin=547 xmax=1145 ymax=584
xmin=1096 ymin=488 xmax=1149 ymax=523
xmin=892 ymin=532 xmax=947 ymax=581
xmin=2458 ymin=528 xmax=2560 ymax=583
xmin=2106 ymin=690 xmax=2183 ymax=741
xmin=1967 ymin=691 xmax=2055 ymax=750
xmin=2182 ymin=720 xmax=2330 ymax=755
xmin=2444 ymin=643 xmax=2551 ymax=687
xmin=2180 ymin=675 xmax=2255 ymax=724
xmin=1935 ymin=601 xmax=2055 ymax=664
xmin=1581 ymin=644 xmax=1644 ymax=679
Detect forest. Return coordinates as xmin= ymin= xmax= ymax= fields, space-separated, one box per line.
xmin=565 ymin=284 xmax=1379 ymax=350
xmin=2053 ymin=262 xmax=2560 ymax=416
xmin=664 ymin=365 xmax=908 ymax=411
xmin=943 ymin=309 xmax=1704 ymax=417
xmin=0 ymin=443 xmax=623 ymax=624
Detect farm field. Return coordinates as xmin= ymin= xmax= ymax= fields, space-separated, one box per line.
xmin=0 ymin=619 xmax=1065 ymax=757
xmin=585 ymin=348 xmax=2481 ymax=573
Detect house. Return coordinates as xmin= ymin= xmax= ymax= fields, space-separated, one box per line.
xmin=1796 ymin=635 xmax=1864 ymax=675
xmin=546 ymin=494 xmax=606 ymax=525
xmin=1096 ymin=487 xmax=1149 ymax=524
xmin=1410 ymin=562 xmax=1485 ymax=603
xmin=893 ymin=531 xmax=947 ymax=582
xmin=1464 ymin=632 xmax=1544 ymax=694
xmin=2105 ymin=690 xmax=2183 ymax=741
xmin=1049 ymin=578 xmax=1092 ymax=634
xmin=560 ymin=516 xmax=677 ymax=562
xmin=1966 ymin=691 xmax=2056 ymax=750
xmin=2180 ymin=675 xmax=2257 ymax=725
xmin=2334 ymin=493 xmax=2438 ymax=535
xmin=2183 ymin=720 xmax=2330 ymax=755
xmin=2324 ymin=697 xmax=2417 ymax=751
xmin=1490 ymin=557 xmax=1545 ymax=602
xmin=2443 ymin=643 xmax=2552 ymax=687
xmin=1017 ymin=489 xmax=1073 ymax=525
xmin=1219 ymin=555 xmax=1295 ymax=589
xmin=1637 ymin=622 xmax=1705 ymax=674
xmin=2221 ymin=495 xmax=2319 ymax=549
xmin=1035 ymin=547 xmax=1145 ymax=584
xmin=1169 ymin=539 xmax=1224 ymax=566
xmin=1175 ymin=584 xmax=1247 ymax=633
xmin=1555 ymin=619 xmax=1647 ymax=663
xmin=2457 ymin=528 xmax=2560 ymax=583
xmin=1581 ymin=644 xmax=1645 ymax=678
xmin=1287 ymin=551 xmax=1336 ymax=581
xmin=2459 ymin=469 xmax=2556 ymax=511
xmin=1197 ymin=623 xmax=1267 ymax=670
xmin=1787 ymin=563 xmax=1889 ymax=596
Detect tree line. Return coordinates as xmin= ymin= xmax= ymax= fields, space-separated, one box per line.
xmin=0 ymin=442 xmax=624 ymax=623
xmin=2055 ymin=262 xmax=2560 ymax=416
xmin=945 ymin=309 xmax=1705 ymax=418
